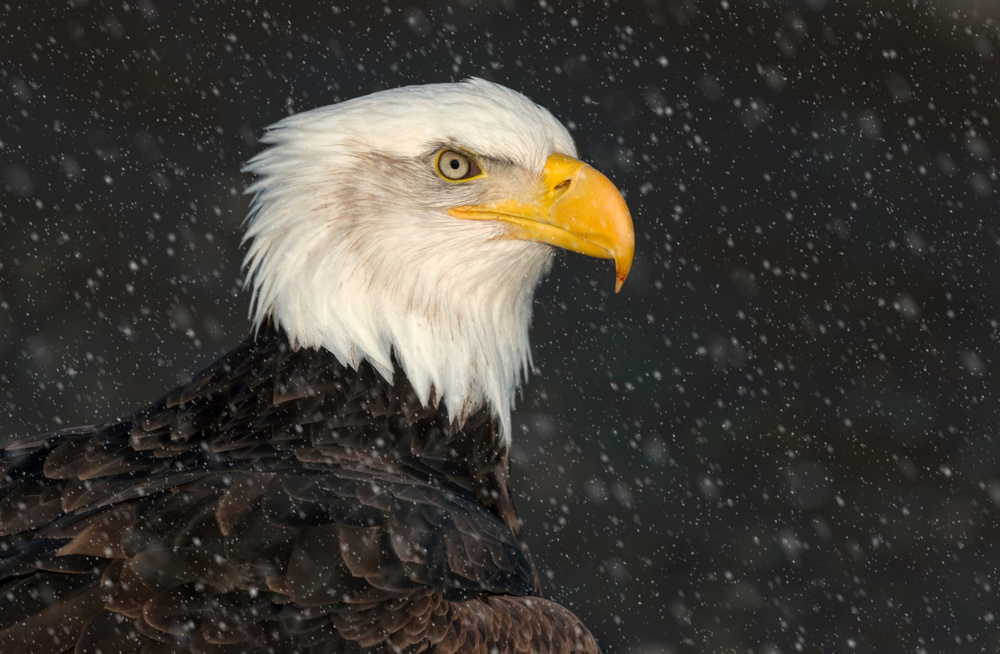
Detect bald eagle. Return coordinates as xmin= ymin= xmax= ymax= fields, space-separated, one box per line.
xmin=0 ymin=79 xmax=634 ymax=653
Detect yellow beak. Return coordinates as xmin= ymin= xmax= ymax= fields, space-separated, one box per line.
xmin=448 ymin=153 xmax=635 ymax=292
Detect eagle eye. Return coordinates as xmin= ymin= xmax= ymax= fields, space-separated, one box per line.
xmin=436 ymin=150 xmax=482 ymax=181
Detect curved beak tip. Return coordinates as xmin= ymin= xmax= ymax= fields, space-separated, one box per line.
xmin=574 ymin=164 xmax=634 ymax=294
xmin=614 ymin=245 xmax=633 ymax=293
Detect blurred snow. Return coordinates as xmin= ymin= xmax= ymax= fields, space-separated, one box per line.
xmin=2 ymin=2 xmax=999 ymax=652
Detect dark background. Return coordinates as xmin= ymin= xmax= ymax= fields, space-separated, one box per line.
xmin=2 ymin=1 xmax=999 ymax=652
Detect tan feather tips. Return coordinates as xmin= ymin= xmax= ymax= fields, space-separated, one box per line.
xmin=56 ymin=506 xmax=135 ymax=559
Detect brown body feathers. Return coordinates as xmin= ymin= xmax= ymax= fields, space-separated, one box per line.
xmin=0 ymin=325 xmax=599 ymax=653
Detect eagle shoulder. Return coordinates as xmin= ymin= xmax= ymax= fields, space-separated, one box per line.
xmin=0 ymin=325 xmax=600 ymax=653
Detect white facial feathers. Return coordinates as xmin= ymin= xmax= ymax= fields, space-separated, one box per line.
xmin=241 ymin=79 xmax=577 ymax=444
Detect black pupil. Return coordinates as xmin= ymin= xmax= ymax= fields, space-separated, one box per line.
xmin=449 ymin=158 xmax=461 ymax=170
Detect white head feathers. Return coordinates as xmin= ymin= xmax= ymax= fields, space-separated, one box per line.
xmin=241 ymin=79 xmax=577 ymax=443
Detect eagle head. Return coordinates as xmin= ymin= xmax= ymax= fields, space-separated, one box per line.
xmin=242 ymin=79 xmax=634 ymax=443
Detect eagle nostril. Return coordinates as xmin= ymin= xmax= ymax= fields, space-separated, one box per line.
xmin=553 ymin=179 xmax=572 ymax=195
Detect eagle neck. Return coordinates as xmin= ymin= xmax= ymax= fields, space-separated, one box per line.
xmin=246 ymin=229 xmax=553 ymax=448
xmin=143 ymin=323 xmax=520 ymax=533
